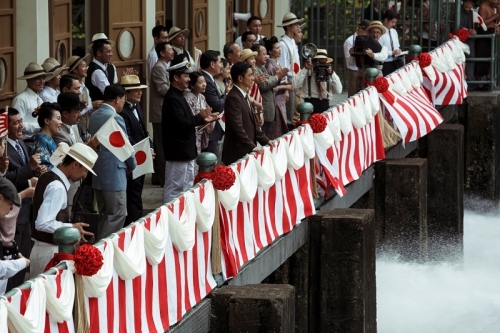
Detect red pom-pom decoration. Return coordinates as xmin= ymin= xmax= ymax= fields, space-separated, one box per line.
xmin=308 ymin=113 xmax=328 ymax=133
xmin=211 ymin=165 xmax=236 ymax=191
xmin=457 ymin=28 xmax=469 ymax=43
xmin=74 ymin=244 xmax=104 ymax=276
xmin=373 ymin=77 xmax=389 ymax=93
xmin=418 ymin=53 xmax=432 ymax=68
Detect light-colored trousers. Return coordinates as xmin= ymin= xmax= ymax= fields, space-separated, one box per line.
xmin=162 ymin=160 xmax=195 ymax=204
xmin=95 ymin=190 xmax=127 ymax=241
xmin=30 ymin=240 xmax=58 ymax=278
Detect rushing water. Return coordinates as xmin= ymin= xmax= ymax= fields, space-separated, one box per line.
xmin=377 ymin=210 xmax=500 ymax=333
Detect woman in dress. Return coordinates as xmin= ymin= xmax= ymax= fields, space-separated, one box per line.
xmin=184 ymin=72 xmax=214 ymax=174
xmin=31 ymin=102 xmax=62 ymax=171
xmin=264 ymin=36 xmax=293 ymax=139
xmin=214 ymin=57 xmax=232 ymax=96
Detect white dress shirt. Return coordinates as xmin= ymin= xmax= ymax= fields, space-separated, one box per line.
xmin=379 ymin=28 xmax=401 ymax=62
xmin=295 ymin=70 xmax=343 ymax=100
xmin=172 ymin=46 xmax=196 ymax=70
xmin=11 ymin=87 xmax=42 ymax=138
xmin=34 ymin=167 xmax=73 ymax=234
xmin=344 ymin=33 xmax=358 ymax=71
xmin=278 ymin=35 xmax=300 ymax=78
xmin=147 ymin=45 xmax=158 ymax=75
xmin=80 ymin=81 xmax=94 ymax=115
xmin=39 ymin=86 xmax=60 ymax=103
xmin=90 ymin=59 xmax=111 ymax=94
xmin=235 ymin=34 xmax=265 ymax=49
xmin=0 ymin=258 xmax=27 ymax=295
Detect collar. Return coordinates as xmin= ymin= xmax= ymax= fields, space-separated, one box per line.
xmin=52 ymin=167 xmax=71 ymax=191
xmin=7 ymin=138 xmax=19 ymax=148
xmin=234 ymin=85 xmax=248 ymax=98
xmin=93 ymin=59 xmax=107 ymax=70
xmin=172 ymin=45 xmax=185 ymax=54
xmin=61 ymin=123 xmax=73 ymax=133
xmin=101 ymin=103 xmax=116 ymax=112
xmin=281 ymin=35 xmax=294 ymax=44
xmin=43 ymin=85 xmax=58 ymax=94
xmin=202 ymin=70 xmax=214 ymax=82
xmin=126 ymin=101 xmax=137 ymax=108
xmin=25 ymin=87 xmax=40 ymax=97
xmin=162 ymin=61 xmax=171 ymax=68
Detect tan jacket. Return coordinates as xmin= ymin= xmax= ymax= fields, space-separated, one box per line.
xmin=149 ymin=60 xmax=170 ymax=124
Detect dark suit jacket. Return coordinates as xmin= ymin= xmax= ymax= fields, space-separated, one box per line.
xmin=222 ymin=87 xmax=270 ymax=165
xmin=201 ymin=71 xmax=224 ymax=142
xmin=121 ymin=102 xmax=150 ymax=145
xmin=162 ymin=86 xmax=205 ymax=161
xmin=5 ymin=140 xmax=33 ymax=225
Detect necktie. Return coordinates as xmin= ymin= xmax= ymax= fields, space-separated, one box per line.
xmin=68 ymin=126 xmax=76 ymax=144
xmin=132 ymin=105 xmax=139 ymax=120
xmin=15 ymin=142 xmax=27 ymax=165
xmin=388 ymin=29 xmax=394 ymax=59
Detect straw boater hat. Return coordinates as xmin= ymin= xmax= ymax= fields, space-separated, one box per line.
xmin=313 ymin=49 xmax=333 ymax=63
xmin=17 ymin=62 xmax=47 ymax=80
xmin=120 ymin=75 xmax=148 ymax=90
xmin=167 ymin=27 xmax=190 ymax=42
xmin=42 ymin=59 xmax=65 ymax=81
xmin=241 ymin=49 xmax=258 ymax=62
xmin=65 ymin=54 xmax=91 ymax=74
xmin=366 ymin=20 xmax=386 ymax=35
xmin=277 ymin=13 xmax=305 ymax=27
xmin=88 ymin=33 xmax=115 ymax=50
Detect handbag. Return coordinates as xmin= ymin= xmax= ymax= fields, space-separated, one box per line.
xmin=0 ymin=239 xmax=20 ymax=260
xmin=72 ymin=174 xmax=101 ymax=243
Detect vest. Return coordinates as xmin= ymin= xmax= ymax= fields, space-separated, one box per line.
xmin=32 ymin=171 xmax=69 ymax=244
xmin=85 ymin=61 xmax=115 ymax=101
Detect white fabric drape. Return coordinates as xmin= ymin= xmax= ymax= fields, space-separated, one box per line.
xmin=254 ymin=148 xmax=276 ymax=191
xmin=285 ymin=131 xmax=305 ymax=170
xmin=300 ymin=125 xmax=315 ymax=159
xmin=339 ymin=102 xmax=353 ymax=135
xmin=43 ymin=269 xmax=74 ymax=322
xmin=0 ymin=299 xmax=8 ymax=333
xmin=191 ymin=183 xmax=215 ymax=232
xmin=272 ymin=138 xmax=288 ymax=180
xmin=82 ymin=239 xmax=115 ymax=298
xmin=238 ymin=156 xmax=258 ymax=202
xmin=368 ymin=87 xmax=381 ymax=113
xmin=348 ymin=102 xmax=366 ymax=129
xmin=112 ymin=224 xmax=146 ymax=279
xmin=167 ymin=195 xmax=196 ymax=252
xmin=143 ymin=205 xmax=170 ymax=264
xmin=5 ymin=279 xmax=46 ymax=333
xmin=328 ymin=109 xmax=342 ymax=143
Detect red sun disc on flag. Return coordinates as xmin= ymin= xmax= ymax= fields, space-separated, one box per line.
xmin=293 ymin=62 xmax=300 ymax=74
xmin=109 ymin=131 xmax=125 ymax=147
xmin=0 ymin=112 xmax=8 ymax=137
xmin=135 ymin=150 xmax=147 ymax=165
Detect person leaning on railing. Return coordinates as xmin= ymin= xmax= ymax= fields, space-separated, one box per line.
xmin=344 ymin=19 xmax=371 ymax=97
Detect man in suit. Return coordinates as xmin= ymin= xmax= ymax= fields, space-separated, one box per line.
xmin=85 ymin=35 xmax=114 ymax=101
xmin=200 ymin=50 xmax=226 ymax=160
xmin=162 ymin=55 xmax=218 ymax=204
xmin=89 ymin=85 xmax=136 ymax=240
xmin=120 ymin=75 xmax=152 ymax=226
xmin=53 ymin=92 xmax=86 ymax=216
xmin=149 ymin=41 xmax=175 ymax=187
xmin=4 ymin=107 xmax=40 ymax=287
xmin=222 ymin=62 xmax=274 ymax=165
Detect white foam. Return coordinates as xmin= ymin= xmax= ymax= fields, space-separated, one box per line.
xmin=377 ymin=210 xmax=500 ymax=333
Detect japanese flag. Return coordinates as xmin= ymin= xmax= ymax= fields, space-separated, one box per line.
xmin=0 ymin=108 xmax=8 ymax=137
xmin=473 ymin=11 xmax=487 ymax=31
xmin=132 ymin=138 xmax=154 ymax=179
xmin=94 ymin=116 xmax=134 ymax=162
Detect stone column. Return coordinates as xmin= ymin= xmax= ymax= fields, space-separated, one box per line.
xmin=210 ymin=284 xmax=295 ymax=332
xmin=16 ymin=0 xmax=50 ymax=92
xmin=465 ymin=91 xmax=500 ymax=209
xmin=426 ymin=124 xmax=464 ymax=259
xmin=375 ymin=159 xmax=428 ymax=261
xmin=314 ymin=209 xmax=377 ymax=333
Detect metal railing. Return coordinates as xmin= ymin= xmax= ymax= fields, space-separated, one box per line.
xmin=463 ymin=34 xmax=498 ymax=91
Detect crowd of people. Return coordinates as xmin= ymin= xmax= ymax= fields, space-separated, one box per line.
xmin=0 ymin=11 xmax=345 ymax=295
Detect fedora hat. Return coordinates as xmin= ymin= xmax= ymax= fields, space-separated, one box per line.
xmin=167 ymin=27 xmax=190 ymax=42
xmin=277 ymin=12 xmax=305 ymax=27
xmin=58 ymin=92 xmax=86 ymax=111
xmin=120 ymin=75 xmax=148 ymax=90
xmin=17 ymin=62 xmax=47 ymax=80
xmin=366 ymin=20 xmax=386 ymax=35
xmin=88 ymin=33 xmax=115 ymax=50
xmin=241 ymin=49 xmax=258 ymax=62
xmin=68 ymin=143 xmax=98 ymax=175
xmin=44 ymin=57 xmax=69 ymax=71
xmin=65 ymin=54 xmax=91 ymax=74
xmin=313 ymin=49 xmax=333 ymax=63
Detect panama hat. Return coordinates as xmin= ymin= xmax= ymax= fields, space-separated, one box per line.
xmin=88 ymin=33 xmax=115 ymax=50
xmin=65 ymin=54 xmax=91 ymax=74
xmin=51 ymin=142 xmax=98 ymax=175
xmin=366 ymin=20 xmax=387 ymax=35
xmin=277 ymin=13 xmax=305 ymax=27
xmin=313 ymin=49 xmax=333 ymax=63
xmin=167 ymin=27 xmax=190 ymax=42
xmin=241 ymin=49 xmax=258 ymax=62
xmin=17 ymin=62 xmax=47 ymax=80
xmin=41 ymin=60 xmax=64 ymax=81
xmin=44 ymin=57 xmax=69 ymax=71
xmin=120 ymin=75 xmax=148 ymax=90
